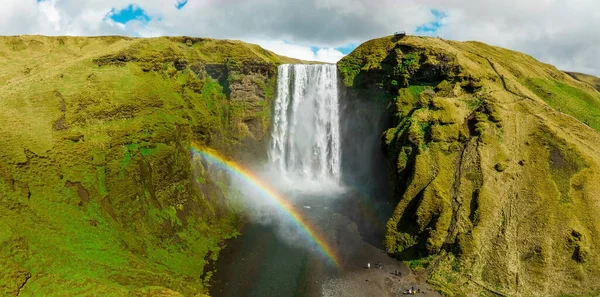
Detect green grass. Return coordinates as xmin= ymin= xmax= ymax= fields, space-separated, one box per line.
xmin=566 ymin=72 xmax=600 ymax=92
xmin=524 ymin=78 xmax=600 ymax=130
xmin=340 ymin=35 xmax=600 ymax=297
xmin=0 ymin=35 xmax=304 ymax=296
xmin=337 ymin=36 xmax=397 ymax=87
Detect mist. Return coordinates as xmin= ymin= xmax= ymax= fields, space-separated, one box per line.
xmin=193 ymin=63 xmax=392 ymax=254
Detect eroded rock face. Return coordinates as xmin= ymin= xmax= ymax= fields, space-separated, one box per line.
xmin=339 ymin=35 xmax=600 ymax=296
xmin=0 ymin=35 xmax=303 ymax=296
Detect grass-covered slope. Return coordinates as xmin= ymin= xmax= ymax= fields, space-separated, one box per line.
xmin=339 ymin=35 xmax=600 ymax=296
xmin=567 ymin=72 xmax=600 ymax=92
xmin=0 ymin=35 xmax=303 ymax=296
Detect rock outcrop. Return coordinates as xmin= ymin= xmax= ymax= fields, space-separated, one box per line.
xmin=338 ymin=35 xmax=600 ymax=296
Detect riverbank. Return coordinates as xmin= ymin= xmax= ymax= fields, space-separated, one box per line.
xmin=209 ymin=191 xmax=441 ymax=297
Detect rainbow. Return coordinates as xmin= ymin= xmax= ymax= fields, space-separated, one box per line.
xmin=189 ymin=142 xmax=342 ymax=268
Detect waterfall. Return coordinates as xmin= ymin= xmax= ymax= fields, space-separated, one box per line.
xmin=269 ymin=64 xmax=341 ymax=188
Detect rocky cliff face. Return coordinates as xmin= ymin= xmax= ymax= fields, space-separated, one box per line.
xmin=0 ymin=36 xmax=304 ymax=296
xmin=338 ymin=35 xmax=600 ymax=296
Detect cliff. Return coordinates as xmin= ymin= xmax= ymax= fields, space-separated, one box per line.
xmin=0 ymin=35 xmax=304 ymax=296
xmin=338 ymin=35 xmax=600 ymax=296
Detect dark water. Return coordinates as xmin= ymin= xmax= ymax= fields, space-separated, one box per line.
xmin=209 ymin=190 xmax=394 ymax=297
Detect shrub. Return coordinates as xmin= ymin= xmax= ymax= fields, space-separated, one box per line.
xmin=494 ymin=162 xmax=507 ymax=172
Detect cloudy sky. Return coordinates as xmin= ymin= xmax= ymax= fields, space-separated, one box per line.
xmin=1 ymin=0 xmax=599 ymax=75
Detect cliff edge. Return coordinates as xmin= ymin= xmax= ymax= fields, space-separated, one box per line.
xmin=339 ymin=35 xmax=600 ymax=296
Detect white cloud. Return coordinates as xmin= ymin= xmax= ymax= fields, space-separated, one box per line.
xmin=432 ymin=0 xmax=600 ymax=75
xmin=0 ymin=0 xmax=598 ymax=75
xmin=315 ymin=48 xmax=346 ymax=63
xmin=250 ymin=40 xmax=316 ymax=61
xmin=250 ymin=40 xmax=345 ymax=63
xmin=38 ymin=0 xmax=62 ymax=32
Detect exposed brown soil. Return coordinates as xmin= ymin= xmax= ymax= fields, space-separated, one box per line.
xmin=65 ymin=181 xmax=90 ymax=204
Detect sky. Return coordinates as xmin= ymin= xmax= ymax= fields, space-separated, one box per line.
xmin=1 ymin=0 xmax=599 ymax=75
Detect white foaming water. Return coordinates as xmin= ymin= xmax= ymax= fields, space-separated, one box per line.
xmin=269 ymin=64 xmax=343 ymax=194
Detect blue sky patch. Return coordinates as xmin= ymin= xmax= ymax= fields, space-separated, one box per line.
xmin=175 ymin=0 xmax=188 ymax=9
xmin=310 ymin=44 xmax=356 ymax=55
xmin=108 ymin=4 xmax=151 ymax=24
xmin=335 ymin=44 xmax=357 ymax=55
xmin=416 ymin=9 xmax=447 ymax=35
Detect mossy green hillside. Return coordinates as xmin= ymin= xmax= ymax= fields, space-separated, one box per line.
xmin=0 ymin=35 xmax=306 ymax=296
xmin=339 ymin=35 xmax=600 ymax=296
xmin=566 ymin=71 xmax=600 ymax=92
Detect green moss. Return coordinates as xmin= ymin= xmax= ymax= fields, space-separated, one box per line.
xmin=337 ymin=36 xmax=397 ymax=86
xmin=396 ymin=86 xmax=426 ymax=116
xmin=341 ymin=35 xmax=600 ymax=297
xmin=140 ymin=144 xmax=163 ymax=157
xmin=0 ymin=35 xmax=303 ymax=296
xmin=465 ymin=97 xmax=483 ymax=110
xmin=396 ymin=147 xmax=412 ymax=174
xmin=430 ymin=124 xmax=460 ymax=142
xmin=434 ymin=80 xmax=453 ymax=97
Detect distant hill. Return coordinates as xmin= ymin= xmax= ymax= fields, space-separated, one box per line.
xmin=339 ymin=35 xmax=600 ymax=296
xmin=567 ymin=71 xmax=600 ymax=92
